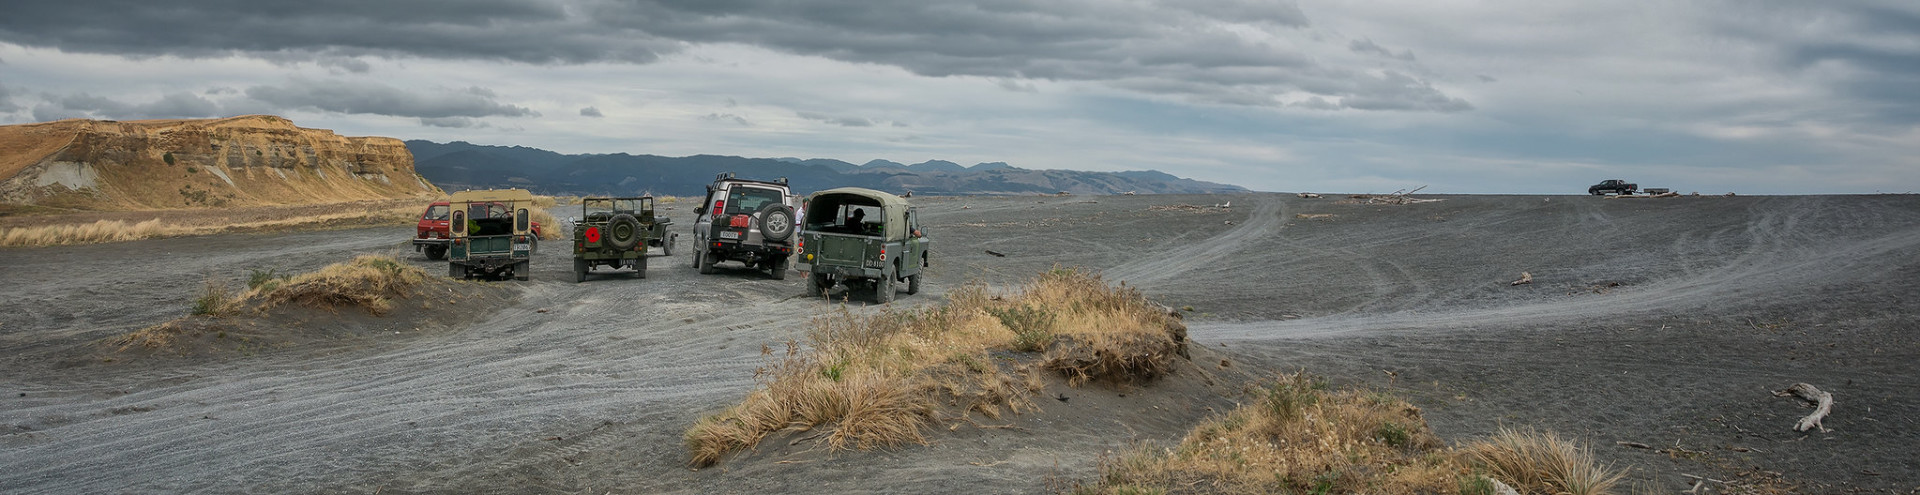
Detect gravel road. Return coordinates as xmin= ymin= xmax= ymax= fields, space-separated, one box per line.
xmin=2 ymin=193 xmax=1916 ymax=493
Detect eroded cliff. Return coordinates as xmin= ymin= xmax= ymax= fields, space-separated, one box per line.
xmin=0 ymin=115 xmax=439 ymax=209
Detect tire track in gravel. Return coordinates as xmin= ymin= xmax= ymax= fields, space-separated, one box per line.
xmin=0 ymin=229 xmax=836 ymax=494
xmin=1102 ymin=196 xmax=1284 ymax=286
xmin=1192 ymin=196 xmax=1920 ymax=341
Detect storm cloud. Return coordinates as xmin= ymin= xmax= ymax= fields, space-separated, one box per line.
xmin=243 ymin=79 xmax=537 ymax=119
xmin=0 ymin=0 xmax=1466 ymax=112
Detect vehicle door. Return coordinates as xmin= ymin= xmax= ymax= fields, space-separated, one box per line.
xmin=902 ymin=207 xmax=929 ymax=275
xmin=694 ymin=185 xmax=719 ymax=245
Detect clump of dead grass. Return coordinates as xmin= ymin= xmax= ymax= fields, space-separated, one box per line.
xmin=684 ymin=267 xmax=1186 ymax=467
xmin=0 ymin=219 xmax=168 ymax=247
xmin=528 ymin=207 xmax=562 ymax=240
xmin=1077 ymin=372 xmax=1627 ymax=495
xmin=1462 ymin=427 xmax=1627 ymax=495
xmin=115 ymin=255 xmax=429 ymax=352
xmin=260 ymin=255 xmax=429 ymax=315
xmin=190 ymin=275 xmax=246 ymax=317
xmin=0 ymin=204 xmax=419 ymax=248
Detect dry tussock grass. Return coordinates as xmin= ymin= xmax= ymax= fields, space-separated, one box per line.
xmin=1078 ymin=373 xmax=1627 ymax=495
xmin=1463 ymin=427 xmax=1627 ymax=495
xmin=0 ymin=205 xmax=418 ymax=247
xmin=115 ymin=255 xmax=429 ymax=352
xmin=528 ymin=207 xmax=562 ymax=240
xmin=684 ymin=268 xmax=1184 ymax=467
xmin=1 ymin=219 xmax=169 ymax=246
xmin=261 ymin=255 xmax=429 ymax=315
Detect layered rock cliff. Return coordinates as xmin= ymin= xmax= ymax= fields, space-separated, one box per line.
xmin=0 ymin=115 xmax=438 ymax=209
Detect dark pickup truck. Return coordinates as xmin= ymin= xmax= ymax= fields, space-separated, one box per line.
xmin=1588 ymin=179 xmax=1638 ymax=196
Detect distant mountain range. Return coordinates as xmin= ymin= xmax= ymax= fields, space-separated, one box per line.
xmin=406 ymin=140 xmax=1247 ymax=197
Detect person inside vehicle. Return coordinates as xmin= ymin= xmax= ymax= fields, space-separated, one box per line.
xmin=846 ymin=208 xmax=866 ymax=233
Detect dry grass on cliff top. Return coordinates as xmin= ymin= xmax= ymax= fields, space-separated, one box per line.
xmin=683 ymin=268 xmax=1189 ymax=467
xmin=1074 ymin=373 xmax=1628 ymax=495
xmin=1 ymin=201 xmax=420 ymax=247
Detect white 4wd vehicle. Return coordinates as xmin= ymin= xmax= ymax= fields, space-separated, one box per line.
xmin=691 ymin=173 xmax=800 ymax=279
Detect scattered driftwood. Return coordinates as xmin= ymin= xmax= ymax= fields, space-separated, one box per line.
xmin=1510 ymin=272 xmax=1533 ymax=286
xmin=1616 ymin=441 xmax=1652 ymax=449
xmin=1297 ymin=192 xmax=1321 ymax=199
xmin=984 ymin=250 xmax=1006 ymax=257
xmin=1773 ymin=383 xmax=1833 ymax=432
xmin=1335 ymin=186 xmax=1442 ymax=205
xmin=1294 ymin=213 xmax=1334 ymax=220
xmin=1147 ymin=203 xmax=1229 ymax=213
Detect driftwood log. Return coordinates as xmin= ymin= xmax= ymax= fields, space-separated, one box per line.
xmin=1773 ymin=383 xmax=1833 ymax=432
xmin=1510 ymin=272 xmax=1533 ymax=286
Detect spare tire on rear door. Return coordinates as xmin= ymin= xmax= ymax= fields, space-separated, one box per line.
xmin=606 ymin=213 xmax=642 ymax=250
xmin=757 ymin=204 xmax=795 ymax=242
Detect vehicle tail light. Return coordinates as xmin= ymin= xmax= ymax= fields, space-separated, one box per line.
xmin=879 ymin=246 xmax=886 ymax=261
xmin=713 ymin=200 xmax=724 ymax=213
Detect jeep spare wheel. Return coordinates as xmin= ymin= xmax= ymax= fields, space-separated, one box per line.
xmin=758 ymin=204 xmax=795 ymax=242
xmin=606 ymin=213 xmax=642 ymax=250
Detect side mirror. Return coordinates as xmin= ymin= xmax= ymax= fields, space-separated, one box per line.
xmin=695 ymin=207 xmax=707 ymax=215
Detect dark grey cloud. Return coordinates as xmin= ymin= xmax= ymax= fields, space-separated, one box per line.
xmin=244 ymin=79 xmax=538 ymax=119
xmin=0 ymin=0 xmax=682 ymax=64
xmin=579 ymin=106 xmax=604 ymax=118
xmin=796 ymin=111 xmax=873 ymax=127
xmin=1349 ymin=38 xmax=1414 ymax=61
xmin=31 ymin=91 xmax=225 ymax=120
xmin=0 ymin=0 xmax=1471 ymax=113
xmin=1706 ymin=1 xmax=1920 ymax=127
xmin=700 ymin=113 xmax=750 ymax=126
xmin=419 ymin=116 xmax=487 ymax=128
xmin=0 ymin=82 xmax=19 ymax=112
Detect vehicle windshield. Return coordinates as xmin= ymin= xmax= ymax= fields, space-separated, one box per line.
xmin=725 ymin=187 xmax=783 ymax=215
xmin=582 ymin=198 xmax=647 ymax=221
xmin=425 ymin=205 xmax=449 ymax=221
xmin=468 ymin=202 xmax=512 ymax=219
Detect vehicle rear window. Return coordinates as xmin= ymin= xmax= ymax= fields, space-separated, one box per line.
xmin=425 ymin=205 xmax=449 ymax=220
xmin=725 ymin=187 xmax=783 ymax=214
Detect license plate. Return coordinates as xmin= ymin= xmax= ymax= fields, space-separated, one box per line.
xmin=719 ymin=231 xmax=739 ymax=240
xmin=513 ymin=243 xmax=531 ymax=251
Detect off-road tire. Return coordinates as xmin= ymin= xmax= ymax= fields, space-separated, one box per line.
xmin=606 ymin=214 xmax=643 ymax=250
xmin=573 ymin=258 xmax=588 ymax=283
xmin=808 ymin=273 xmax=830 ymax=296
xmin=873 ymin=269 xmax=895 ymax=304
xmin=906 ymin=273 xmax=921 ymax=295
xmin=514 ymin=261 xmax=530 ymax=281
xmin=698 ymin=250 xmax=716 ymax=274
xmin=636 ymin=256 xmax=648 ymax=279
xmin=769 ymin=257 xmax=787 ymax=280
xmin=758 ymin=204 xmax=796 ymax=242
xmin=663 ymin=233 xmax=675 ymax=256
xmin=530 ymin=236 xmax=539 ymax=255
xmin=425 ymin=245 xmax=448 ymax=260
xmin=690 ymin=242 xmax=701 ymax=267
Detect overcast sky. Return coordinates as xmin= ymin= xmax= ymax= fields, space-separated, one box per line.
xmin=2 ymin=1 xmax=1916 ymax=194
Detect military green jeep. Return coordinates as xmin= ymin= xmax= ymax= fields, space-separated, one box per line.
xmin=571 ymin=196 xmax=668 ymax=282
xmin=795 ymin=187 xmax=931 ymax=303
xmin=448 ymin=189 xmax=536 ymax=281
